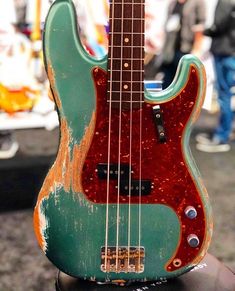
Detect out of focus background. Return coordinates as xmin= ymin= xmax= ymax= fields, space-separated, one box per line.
xmin=0 ymin=0 xmax=234 ymax=290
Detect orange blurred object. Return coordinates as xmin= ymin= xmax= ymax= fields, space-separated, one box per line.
xmin=0 ymin=84 xmax=39 ymax=114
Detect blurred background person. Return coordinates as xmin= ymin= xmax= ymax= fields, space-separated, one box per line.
xmin=144 ymin=0 xmax=170 ymax=78
xmin=74 ymin=0 xmax=109 ymax=58
xmin=159 ymin=0 xmax=206 ymax=89
xmin=14 ymin=0 xmax=27 ymax=28
xmin=196 ymin=0 xmax=235 ymax=153
xmin=0 ymin=0 xmax=19 ymax=159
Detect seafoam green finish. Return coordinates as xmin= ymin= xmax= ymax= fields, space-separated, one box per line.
xmin=42 ymin=193 xmax=181 ymax=280
xmin=35 ymin=0 xmax=212 ymax=282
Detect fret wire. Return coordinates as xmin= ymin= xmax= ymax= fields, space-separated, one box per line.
xmin=110 ymin=3 xmax=145 ymax=5
xmin=108 ymin=44 xmax=145 ymax=48
xmin=108 ymin=80 xmax=143 ymax=83
xmin=109 ymin=69 xmax=145 ymax=72
xmin=108 ymin=91 xmax=145 ymax=93
xmin=109 ymin=32 xmax=145 ymax=35
xmin=109 ymin=48 xmax=144 ymax=52
xmin=110 ymin=45 xmax=145 ymax=48
xmin=109 ymin=58 xmax=144 ymax=60
xmin=108 ymin=32 xmax=144 ymax=35
xmin=110 ymin=18 xmax=144 ymax=20
xmin=107 ymin=100 xmax=145 ymax=103
xmin=109 ymin=16 xmax=145 ymax=18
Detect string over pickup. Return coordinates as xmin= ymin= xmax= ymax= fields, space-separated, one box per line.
xmin=97 ymin=163 xmax=130 ymax=180
xmin=119 ymin=180 xmax=152 ymax=196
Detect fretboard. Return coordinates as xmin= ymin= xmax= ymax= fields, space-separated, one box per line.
xmin=108 ymin=0 xmax=145 ymax=106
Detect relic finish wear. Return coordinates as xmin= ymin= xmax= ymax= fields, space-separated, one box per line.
xmin=34 ymin=0 xmax=212 ymax=283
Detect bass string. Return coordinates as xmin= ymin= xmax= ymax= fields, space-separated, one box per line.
xmin=127 ymin=0 xmax=135 ymax=268
xmin=115 ymin=0 xmax=125 ymax=271
xmin=138 ymin=0 xmax=144 ymax=267
xmin=104 ymin=0 xmax=115 ymax=271
xmin=105 ymin=0 xmax=144 ymax=272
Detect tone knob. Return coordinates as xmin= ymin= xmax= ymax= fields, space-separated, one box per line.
xmin=185 ymin=206 xmax=197 ymax=219
xmin=187 ymin=234 xmax=200 ymax=248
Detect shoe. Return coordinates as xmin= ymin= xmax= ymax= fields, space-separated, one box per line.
xmin=196 ymin=140 xmax=230 ymax=153
xmin=0 ymin=134 xmax=19 ymax=159
xmin=195 ymin=133 xmax=213 ymax=144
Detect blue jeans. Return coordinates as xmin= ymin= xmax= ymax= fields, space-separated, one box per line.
xmin=214 ymin=55 xmax=235 ymax=143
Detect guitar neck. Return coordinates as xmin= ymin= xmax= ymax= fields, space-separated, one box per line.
xmin=108 ymin=0 xmax=145 ymax=105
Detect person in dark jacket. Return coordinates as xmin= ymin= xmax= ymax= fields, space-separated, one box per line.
xmin=160 ymin=0 xmax=206 ymax=89
xmin=196 ymin=0 xmax=235 ymax=152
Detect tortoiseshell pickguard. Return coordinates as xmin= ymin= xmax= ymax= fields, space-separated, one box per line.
xmin=82 ymin=66 xmax=207 ymax=272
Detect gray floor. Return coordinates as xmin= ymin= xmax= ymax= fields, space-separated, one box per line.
xmin=0 ymin=110 xmax=234 ymax=291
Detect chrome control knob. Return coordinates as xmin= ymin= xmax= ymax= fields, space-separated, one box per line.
xmin=185 ymin=206 xmax=197 ymax=219
xmin=187 ymin=234 xmax=200 ymax=248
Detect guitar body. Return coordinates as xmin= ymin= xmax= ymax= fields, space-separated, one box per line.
xmin=34 ymin=0 xmax=212 ymax=283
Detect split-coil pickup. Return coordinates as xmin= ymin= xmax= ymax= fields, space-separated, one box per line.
xmin=119 ymin=180 xmax=152 ymax=196
xmin=97 ymin=163 xmax=152 ymax=196
xmin=97 ymin=163 xmax=130 ymax=180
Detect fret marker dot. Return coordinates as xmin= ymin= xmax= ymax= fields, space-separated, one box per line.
xmin=124 ymin=84 xmax=128 ymax=89
xmin=124 ymin=38 xmax=129 ymax=43
xmin=124 ymin=63 xmax=129 ymax=68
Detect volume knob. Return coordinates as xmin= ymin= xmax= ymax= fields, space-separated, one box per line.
xmin=185 ymin=206 xmax=197 ymax=219
xmin=187 ymin=234 xmax=200 ymax=248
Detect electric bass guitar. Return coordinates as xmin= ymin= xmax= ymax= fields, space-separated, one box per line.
xmin=34 ymin=0 xmax=212 ymax=283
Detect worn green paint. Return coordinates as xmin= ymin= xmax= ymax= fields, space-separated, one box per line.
xmin=42 ymin=192 xmax=182 ymax=280
xmin=37 ymin=0 xmax=212 ymax=282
